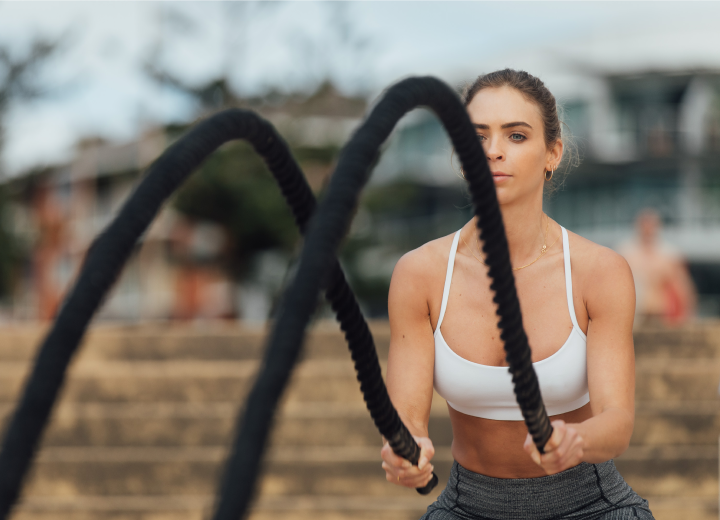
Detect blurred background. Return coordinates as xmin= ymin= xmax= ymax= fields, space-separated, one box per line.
xmin=2 ymin=1 xmax=720 ymax=323
xmin=1 ymin=2 xmax=719 ymax=520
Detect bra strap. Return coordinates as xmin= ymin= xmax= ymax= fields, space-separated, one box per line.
xmin=437 ymin=230 xmax=461 ymax=330
xmin=561 ymin=227 xmax=580 ymax=330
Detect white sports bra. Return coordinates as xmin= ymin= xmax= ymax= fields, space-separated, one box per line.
xmin=433 ymin=227 xmax=590 ymax=421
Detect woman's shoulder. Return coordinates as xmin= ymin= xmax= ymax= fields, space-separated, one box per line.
xmin=389 ymin=231 xmax=458 ymax=316
xmin=565 ymin=228 xmax=634 ymax=299
xmin=391 ymin=231 xmax=458 ymax=283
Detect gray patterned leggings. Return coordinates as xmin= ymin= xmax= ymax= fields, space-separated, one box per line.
xmin=421 ymin=460 xmax=654 ymax=520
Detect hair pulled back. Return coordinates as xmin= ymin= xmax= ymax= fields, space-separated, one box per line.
xmin=461 ymin=69 xmax=578 ymax=190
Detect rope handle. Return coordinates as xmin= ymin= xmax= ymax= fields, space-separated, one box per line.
xmin=405 ymin=444 xmax=439 ymax=495
xmin=211 ymin=76 xmax=555 ymax=518
xmin=0 ymin=76 xmax=554 ymax=520
xmin=0 ymin=106 xmax=439 ymax=519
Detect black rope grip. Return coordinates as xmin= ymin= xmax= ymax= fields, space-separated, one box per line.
xmin=211 ymin=76 xmax=553 ymax=519
xmin=0 ymin=75 xmax=553 ymax=520
xmin=0 ymin=108 xmax=431 ymax=517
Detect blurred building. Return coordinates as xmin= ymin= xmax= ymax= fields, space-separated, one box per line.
xmin=1 ymin=81 xmax=366 ymax=321
xmin=4 ymin=130 xmax=234 ymax=321
xmin=372 ymin=67 xmax=720 ymax=316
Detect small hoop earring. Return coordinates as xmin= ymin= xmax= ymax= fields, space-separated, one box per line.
xmin=544 ymin=167 xmax=554 ymax=181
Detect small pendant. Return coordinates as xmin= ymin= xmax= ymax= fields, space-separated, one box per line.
xmin=541 ymin=245 xmax=547 ymax=254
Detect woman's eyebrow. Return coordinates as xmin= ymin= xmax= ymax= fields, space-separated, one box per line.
xmin=473 ymin=122 xmax=533 ymax=130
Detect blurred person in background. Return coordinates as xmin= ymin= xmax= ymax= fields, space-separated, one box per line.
xmin=619 ymin=209 xmax=696 ymax=327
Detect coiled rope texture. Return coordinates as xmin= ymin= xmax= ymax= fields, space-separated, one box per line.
xmin=0 ymin=76 xmax=553 ymax=520
xmin=213 ymin=76 xmax=553 ymax=520
xmin=0 ymin=106 xmax=433 ymax=519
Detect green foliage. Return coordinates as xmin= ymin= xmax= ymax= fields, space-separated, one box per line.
xmin=292 ymin=145 xmax=341 ymax=164
xmin=334 ymin=181 xmax=428 ymax=317
xmin=360 ymin=180 xmax=424 ymax=216
xmin=0 ymin=38 xmax=62 ymax=301
xmin=173 ymin=141 xmax=303 ymax=276
xmin=0 ymin=185 xmax=20 ymax=299
xmin=337 ymin=180 xmax=473 ymax=317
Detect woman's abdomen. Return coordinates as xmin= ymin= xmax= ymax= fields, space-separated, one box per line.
xmin=447 ymin=403 xmax=593 ymax=478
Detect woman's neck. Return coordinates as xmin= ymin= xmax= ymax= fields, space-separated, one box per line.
xmin=468 ymin=196 xmax=547 ymax=269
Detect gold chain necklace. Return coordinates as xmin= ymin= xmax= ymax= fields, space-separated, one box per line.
xmin=460 ymin=215 xmax=560 ymax=271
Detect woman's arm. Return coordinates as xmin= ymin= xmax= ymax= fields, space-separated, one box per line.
xmin=525 ymin=245 xmax=636 ymax=473
xmin=381 ymin=249 xmax=437 ymax=488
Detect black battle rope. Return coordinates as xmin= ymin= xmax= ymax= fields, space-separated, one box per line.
xmin=213 ymin=76 xmax=553 ymax=520
xmin=0 ymin=108 xmax=428 ymax=518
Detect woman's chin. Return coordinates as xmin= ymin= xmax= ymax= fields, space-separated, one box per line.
xmin=494 ymin=183 xmax=544 ymax=206
xmin=494 ymin=186 xmax=513 ymax=205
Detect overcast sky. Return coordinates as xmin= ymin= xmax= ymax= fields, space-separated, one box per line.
xmin=2 ymin=1 xmax=719 ymax=176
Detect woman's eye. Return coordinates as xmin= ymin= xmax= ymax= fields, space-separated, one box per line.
xmin=477 ymin=134 xmax=487 ymax=142
xmin=510 ymin=133 xmax=526 ymax=141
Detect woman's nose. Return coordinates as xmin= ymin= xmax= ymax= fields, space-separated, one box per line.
xmin=484 ymin=138 xmax=504 ymax=162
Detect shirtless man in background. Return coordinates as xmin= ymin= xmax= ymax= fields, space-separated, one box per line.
xmin=620 ymin=209 xmax=696 ymax=326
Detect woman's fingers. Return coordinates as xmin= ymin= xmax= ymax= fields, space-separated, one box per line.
xmin=380 ymin=441 xmax=411 ymax=469
xmin=543 ymin=420 xmax=566 ymax=453
xmin=382 ymin=461 xmax=434 ymax=487
xmin=380 ymin=436 xmax=436 ymax=487
xmin=383 ymin=460 xmax=435 ymax=485
xmin=553 ymin=429 xmax=584 ymax=468
xmin=527 ymin=420 xmax=584 ymax=475
xmin=405 ymin=469 xmax=435 ymax=488
xmin=524 ymin=420 xmax=585 ymax=475
xmin=397 ymin=463 xmax=435 ymax=488
xmin=546 ymin=421 xmax=574 ymax=462
xmin=415 ymin=436 xmax=436 ymax=470
xmin=523 ymin=432 xmax=542 ymax=465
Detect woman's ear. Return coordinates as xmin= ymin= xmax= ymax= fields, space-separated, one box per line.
xmin=547 ymin=139 xmax=563 ymax=171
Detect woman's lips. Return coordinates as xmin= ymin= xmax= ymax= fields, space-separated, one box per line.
xmin=492 ymin=171 xmax=511 ymax=184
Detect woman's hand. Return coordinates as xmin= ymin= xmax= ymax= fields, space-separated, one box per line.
xmin=381 ymin=436 xmax=435 ymax=488
xmin=523 ymin=420 xmax=585 ymax=475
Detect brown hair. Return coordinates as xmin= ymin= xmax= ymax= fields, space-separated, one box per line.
xmin=461 ymin=68 xmax=579 ymax=191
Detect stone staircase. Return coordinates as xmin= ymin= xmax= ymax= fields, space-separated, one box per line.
xmin=0 ymin=321 xmax=718 ymax=520
xmin=623 ymin=325 xmax=720 ymax=520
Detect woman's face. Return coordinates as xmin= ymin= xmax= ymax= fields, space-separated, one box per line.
xmin=466 ymin=86 xmax=562 ymax=206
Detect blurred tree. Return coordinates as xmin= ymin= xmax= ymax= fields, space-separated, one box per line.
xmin=0 ymin=38 xmax=62 ymax=301
xmin=0 ymin=184 xmax=21 ymax=300
xmin=338 ymin=180 xmax=473 ymax=317
xmin=144 ymin=5 xmax=380 ymax=304
xmin=0 ymin=38 xmax=61 ymax=159
xmin=171 ymin=134 xmax=339 ymax=278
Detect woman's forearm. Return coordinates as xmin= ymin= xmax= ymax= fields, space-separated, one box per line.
xmin=572 ymin=407 xmax=634 ymax=463
xmin=399 ymin=407 xmax=430 ymax=439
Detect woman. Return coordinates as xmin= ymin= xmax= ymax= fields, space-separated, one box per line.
xmin=380 ymin=69 xmax=653 ymax=519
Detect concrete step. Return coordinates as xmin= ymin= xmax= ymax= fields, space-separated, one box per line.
xmin=3 ymin=321 xmax=719 ymax=520
xmin=2 ymin=358 xmax=718 ymax=404
xmin=10 ymin=495 xmax=719 ymax=520
xmin=633 ymin=324 xmax=719 ymax=351
xmin=634 ymin=358 xmax=720 ymax=401
xmin=0 ymin=359 xmax=366 ymax=403
xmin=0 ymin=401 xmax=453 ymax=448
xmin=634 ymin=401 xmax=720 ymax=445
xmin=20 ymin=445 xmax=717 ymax=499
xmin=641 ymin=498 xmax=717 ymax=520
xmin=0 ymin=322 xmax=392 ymax=362
xmin=616 ymin=445 xmax=718 ymax=498
xmin=4 ymin=321 xmax=719 ymax=364
xmin=1 ymin=399 xmax=716 ymax=448
xmin=636 ymin=341 xmax=720 ymax=359
xmin=12 ymin=495 xmax=435 ymax=520
xmin=21 ymin=448 xmax=451 ymax=498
